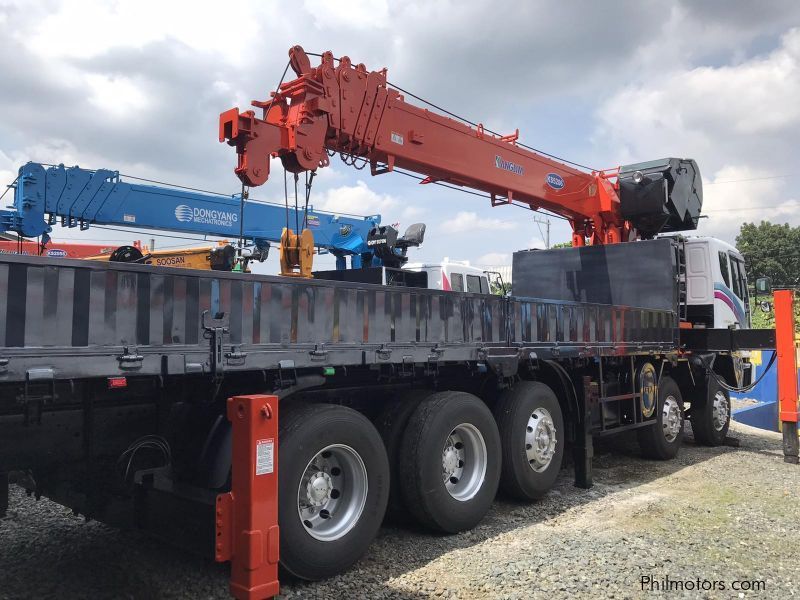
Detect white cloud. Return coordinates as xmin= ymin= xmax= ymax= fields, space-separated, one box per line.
xmin=25 ymin=0 xmax=265 ymax=63
xmin=401 ymin=206 xmax=425 ymax=221
xmin=309 ymin=180 xmax=424 ymax=231
xmin=699 ymin=165 xmax=798 ymax=240
xmin=594 ymin=27 xmax=800 ymax=244
xmin=303 ymin=0 xmax=389 ymax=30
xmin=444 ymin=211 xmax=518 ymax=234
xmin=86 ymin=74 xmax=149 ymax=116
xmin=313 ymin=180 xmax=399 ymax=217
xmin=475 ymin=252 xmax=510 ymax=265
xmin=527 ymin=238 xmax=547 ymax=250
xmin=597 ymin=28 xmax=800 ymax=156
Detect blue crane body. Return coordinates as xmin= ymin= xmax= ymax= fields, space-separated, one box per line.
xmin=0 ymin=162 xmax=382 ymax=269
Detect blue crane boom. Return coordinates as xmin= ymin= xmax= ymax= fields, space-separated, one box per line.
xmin=0 ymin=162 xmax=383 ymax=269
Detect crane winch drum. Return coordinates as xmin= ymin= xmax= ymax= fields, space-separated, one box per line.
xmin=617 ymin=158 xmax=703 ymax=239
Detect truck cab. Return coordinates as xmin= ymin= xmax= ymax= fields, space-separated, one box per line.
xmin=404 ymin=259 xmax=491 ymax=294
xmin=682 ymin=236 xmax=750 ymax=329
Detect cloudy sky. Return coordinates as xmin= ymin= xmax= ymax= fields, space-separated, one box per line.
xmin=1 ymin=0 xmax=798 ymax=273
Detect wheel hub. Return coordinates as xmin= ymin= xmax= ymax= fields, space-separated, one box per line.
xmin=307 ymin=471 xmax=333 ymax=506
xmin=526 ymin=408 xmax=557 ymax=472
xmin=442 ymin=446 xmax=461 ymax=476
xmin=712 ymin=390 xmax=729 ymax=431
xmin=441 ymin=423 xmax=487 ymax=502
xmin=297 ymin=444 xmax=368 ymax=542
xmin=662 ymin=395 xmax=682 ymax=442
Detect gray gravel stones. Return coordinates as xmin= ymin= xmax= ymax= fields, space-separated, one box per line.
xmin=2 ymin=421 xmax=798 ymax=599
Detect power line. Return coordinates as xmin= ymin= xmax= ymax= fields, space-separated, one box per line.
xmin=391 ymin=166 xmax=569 ymax=221
xmin=705 ymin=204 xmax=797 ymax=212
xmin=304 ymin=50 xmax=597 ymax=172
xmin=0 ymin=174 xmax=19 ymax=203
xmin=386 ymin=81 xmax=597 ymax=172
xmin=706 ymin=175 xmax=790 ymax=185
xmin=91 ymin=224 xmax=224 ymax=244
xmin=118 ymin=173 xmax=233 ymax=197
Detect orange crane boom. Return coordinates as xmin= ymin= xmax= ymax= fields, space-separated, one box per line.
xmin=220 ymin=45 xmax=701 ymax=246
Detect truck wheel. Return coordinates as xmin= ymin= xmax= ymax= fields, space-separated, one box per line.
xmin=279 ymin=404 xmax=389 ymax=580
xmin=376 ymin=389 xmax=432 ymax=522
xmin=399 ymin=391 xmax=501 ymax=533
xmin=494 ymin=381 xmax=564 ymax=500
xmin=637 ymin=376 xmax=684 ymax=460
xmin=690 ymin=378 xmax=730 ymax=446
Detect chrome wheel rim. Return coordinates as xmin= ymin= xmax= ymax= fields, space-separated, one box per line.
xmin=297 ymin=444 xmax=368 ymax=541
xmin=639 ymin=362 xmax=657 ymax=419
xmin=662 ymin=395 xmax=682 ymax=443
xmin=442 ymin=423 xmax=487 ymax=501
xmin=712 ymin=390 xmax=729 ymax=431
xmin=526 ymin=407 xmax=557 ymax=472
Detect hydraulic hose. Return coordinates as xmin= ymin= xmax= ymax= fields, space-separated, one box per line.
xmin=694 ymin=351 xmax=776 ymax=394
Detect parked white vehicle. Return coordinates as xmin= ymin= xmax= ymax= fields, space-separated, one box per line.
xmin=404 ymin=258 xmax=491 ymax=294
xmin=680 ymin=236 xmax=750 ymax=328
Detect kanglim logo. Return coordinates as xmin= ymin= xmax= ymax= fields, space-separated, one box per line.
xmin=174 ymin=204 xmax=238 ymax=227
xmin=545 ymin=173 xmax=565 ymax=190
xmin=495 ymin=155 xmax=524 ymax=176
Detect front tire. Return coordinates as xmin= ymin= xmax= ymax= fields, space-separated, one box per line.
xmin=637 ymin=376 xmax=684 ymax=460
xmin=278 ymin=404 xmax=389 ymax=580
xmin=399 ymin=391 xmax=501 ymax=533
xmin=494 ymin=381 xmax=564 ymax=500
xmin=690 ymin=378 xmax=731 ymax=446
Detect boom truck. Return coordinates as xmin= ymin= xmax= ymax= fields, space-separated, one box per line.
xmin=0 ymin=45 xmax=777 ymax=597
xmin=0 ymin=161 xmax=425 ymax=274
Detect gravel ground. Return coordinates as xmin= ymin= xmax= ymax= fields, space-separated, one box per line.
xmin=2 ymin=421 xmax=798 ymax=599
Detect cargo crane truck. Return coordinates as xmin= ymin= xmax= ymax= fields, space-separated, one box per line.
xmin=0 ymin=45 xmax=776 ymax=598
xmin=0 ymin=161 xmax=425 ymax=273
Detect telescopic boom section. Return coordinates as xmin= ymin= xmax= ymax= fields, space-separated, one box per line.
xmin=220 ymin=45 xmax=701 ymax=246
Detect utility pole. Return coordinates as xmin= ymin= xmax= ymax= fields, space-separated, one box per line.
xmin=533 ymin=215 xmax=550 ymax=249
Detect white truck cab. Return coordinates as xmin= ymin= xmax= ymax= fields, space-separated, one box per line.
xmin=404 ymin=258 xmax=491 ymax=294
xmin=680 ymin=236 xmax=750 ymax=329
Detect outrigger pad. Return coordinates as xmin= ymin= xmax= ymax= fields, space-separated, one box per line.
xmin=618 ymin=157 xmax=702 ymax=238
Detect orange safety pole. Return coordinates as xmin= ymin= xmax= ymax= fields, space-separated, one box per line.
xmin=215 ymin=395 xmax=280 ymax=599
xmin=774 ymin=290 xmax=799 ymax=464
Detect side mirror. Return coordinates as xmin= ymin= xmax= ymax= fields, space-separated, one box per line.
xmin=755 ymin=276 xmax=772 ymax=294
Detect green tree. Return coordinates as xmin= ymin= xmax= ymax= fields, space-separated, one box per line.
xmin=736 ymin=221 xmax=800 ymax=287
xmin=551 ymin=241 xmax=572 ymax=249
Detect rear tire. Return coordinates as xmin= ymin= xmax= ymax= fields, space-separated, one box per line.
xmin=399 ymin=391 xmax=501 ymax=533
xmin=376 ymin=389 xmax=433 ymax=522
xmin=690 ymin=378 xmax=731 ymax=446
xmin=637 ymin=376 xmax=684 ymax=460
xmin=278 ymin=404 xmax=389 ymax=580
xmin=494 ymin=381 xmax=564 ymax=500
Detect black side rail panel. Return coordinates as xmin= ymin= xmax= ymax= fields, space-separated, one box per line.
xmin=680 ymin=328 xmax=776 ymax=352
